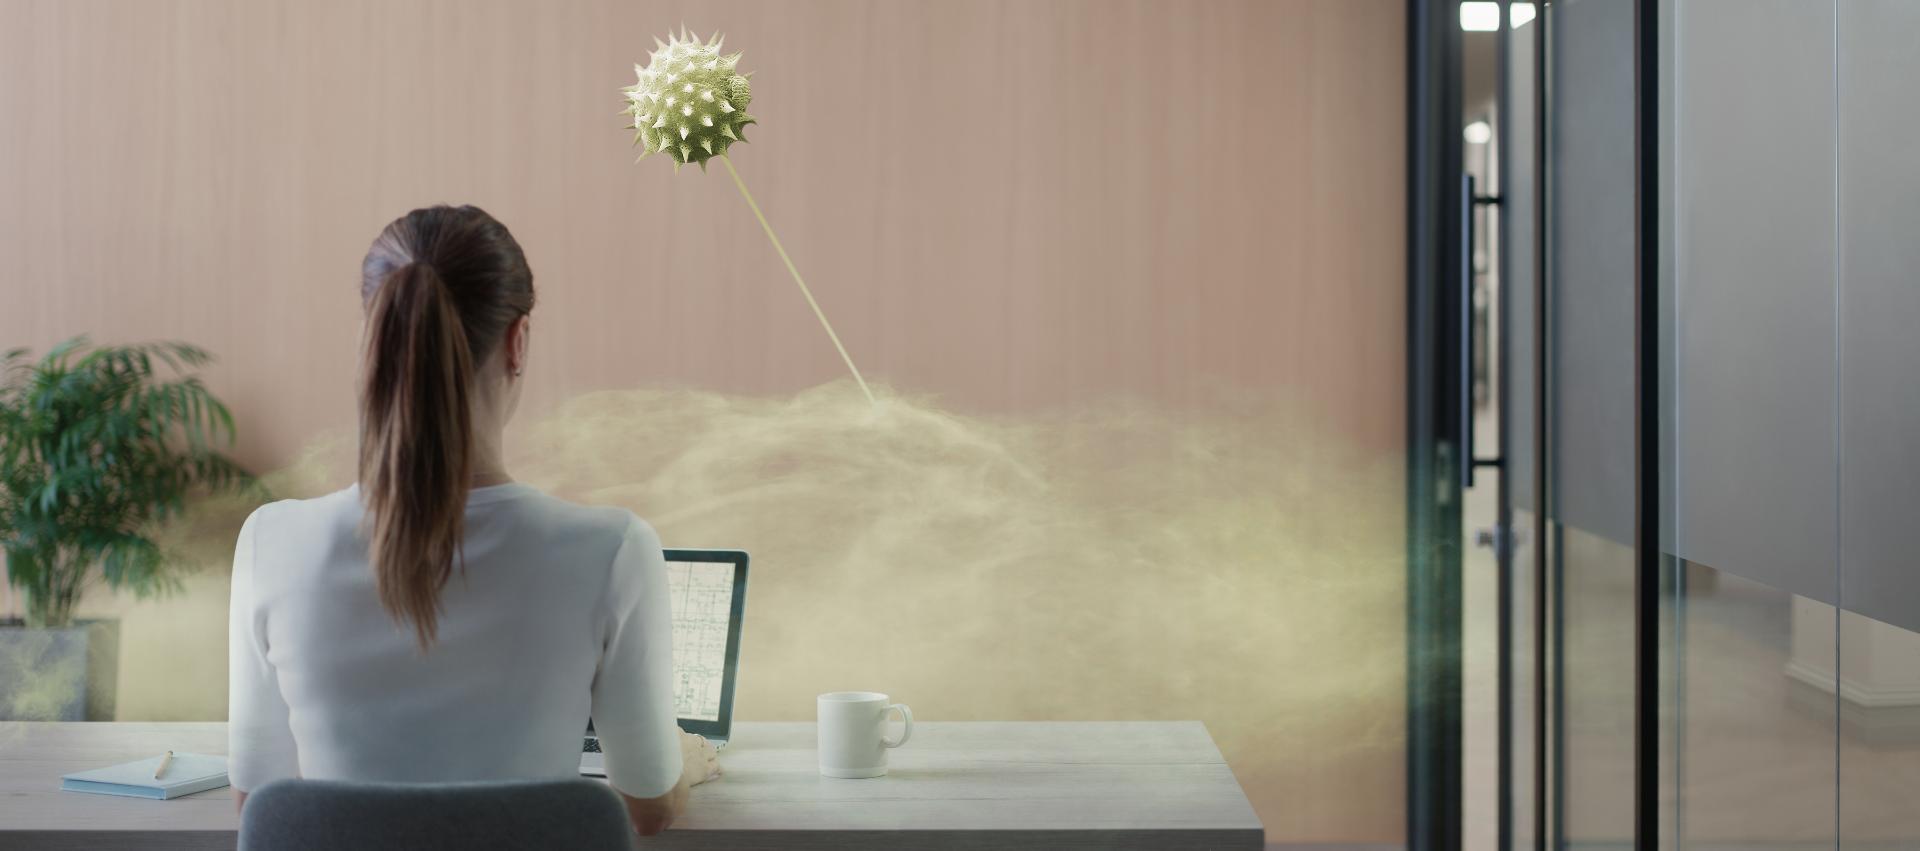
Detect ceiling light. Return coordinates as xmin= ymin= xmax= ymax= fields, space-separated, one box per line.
xmin=1460 ymin=2 xmax=1500 ymax=31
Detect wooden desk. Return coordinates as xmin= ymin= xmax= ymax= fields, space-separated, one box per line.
xmin=0 ymin=721 xmax=1262 ymax=849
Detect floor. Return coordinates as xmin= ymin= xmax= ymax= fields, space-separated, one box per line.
xmin=1457 ymin=416 xmax=1920 ymax=848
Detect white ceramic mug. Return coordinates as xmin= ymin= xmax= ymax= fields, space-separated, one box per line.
xmin=817 ymin=691 xmax=913 ymax=778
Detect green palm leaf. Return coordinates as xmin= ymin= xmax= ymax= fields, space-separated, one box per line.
xmin=0 ymin=336 xmax=261 ymax=627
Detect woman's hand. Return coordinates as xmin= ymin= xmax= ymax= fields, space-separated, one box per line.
xmin=681 ymin=730 xmax=721 ymax=786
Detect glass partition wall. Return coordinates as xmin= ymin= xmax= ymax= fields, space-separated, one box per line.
xmin=1453 ymin=1 xmax=1920 ymax=848
xmin=1665 ymin=3 xmax=1840 ymax=848
xmin=1665 ymin=2 xmax=1920 ymax=849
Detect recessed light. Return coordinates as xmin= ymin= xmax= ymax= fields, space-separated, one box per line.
xmin=1461 ymin=2 xmax=1500 ymax=31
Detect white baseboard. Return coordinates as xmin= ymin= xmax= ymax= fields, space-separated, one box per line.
xmin=1784 ymin=659 xmax=1920 ymax=708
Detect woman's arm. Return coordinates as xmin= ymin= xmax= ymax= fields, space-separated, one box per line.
xmin=229 ymin=507 xmax=299 ymax=811
xmin=619 ymin=778 xmax=686 ymax=836
xmin=617 ymin=731 xmax=720 ymax=834
xmin=595 ymin=517 xmax=709 ymax=832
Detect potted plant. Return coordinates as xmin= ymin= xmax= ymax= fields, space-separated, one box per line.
xmin=0 ymin=337 xmax=255 ymax=720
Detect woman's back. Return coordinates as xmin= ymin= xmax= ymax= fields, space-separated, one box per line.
xmin=228 ymin=205 xmax=713 ymax=834
xmin=228 ymin=483 xmax=684 ymax=798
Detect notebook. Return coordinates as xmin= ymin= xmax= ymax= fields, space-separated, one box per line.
xmin=61 ymin=753 xmax=231 ymax=800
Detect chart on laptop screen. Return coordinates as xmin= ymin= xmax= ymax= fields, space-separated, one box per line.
xmin=666 ymin=560 xmax=735 ymax=721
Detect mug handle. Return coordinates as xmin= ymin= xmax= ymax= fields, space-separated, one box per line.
xmin=882 ymin=703 xmax=913 ymax=748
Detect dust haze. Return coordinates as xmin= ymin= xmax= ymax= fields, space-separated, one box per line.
xmin=514 ymin=381 xmax=1403 ymax=728
xmin=516 ymin=378 xmax=1405 ymax=816
xmin=242 ymin=379 xmax=1405 ymax=745
xmin=10 ymin=379 xmax=1408 ymax=828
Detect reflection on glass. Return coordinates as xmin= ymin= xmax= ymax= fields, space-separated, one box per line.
xmin=1838 ymin=610 xmax=1920 ymax=848
xmin=1837 ymin=2 xmax=1920 ymax=846
xmin=1559 ymin=525 xmax=1635 ymax=845
xmin=1462 ymin=471 xmax=1500 ymax=850
xmin=1510 ymin=508 xmax=1538 ymax=847
xmin=1678 ymin=562 xmax=1836 ymax=849
xmin=1460 ymin=16 xmax=1503 ymax=848
xmin=1502 ymin=10 xmax=1540 ymax=844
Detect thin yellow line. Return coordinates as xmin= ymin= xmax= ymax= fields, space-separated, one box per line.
xmin=720 ymin=155 xmax=876 ymax=405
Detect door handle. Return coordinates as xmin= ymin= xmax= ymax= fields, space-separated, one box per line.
xmin=1462 ymin=172 xmax=1477 ymax=489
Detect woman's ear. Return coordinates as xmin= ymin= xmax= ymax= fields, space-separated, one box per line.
xmin=507 ymin=315 xmax=531 ymax=378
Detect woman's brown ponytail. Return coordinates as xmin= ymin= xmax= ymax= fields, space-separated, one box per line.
xmin=358 ymin=206 xmax=534 ymax=648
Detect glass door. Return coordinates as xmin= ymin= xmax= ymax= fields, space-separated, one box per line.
xmin=1542 ymin=1 xmax=1646 ymax=846
xmin=1420 ymin=4 xmax=1667 ymax=848
xmin=1461 ymin=5 xmax=1519 ymax=848
xmin=1494 ymin=4 xmax=1544 ymax=848
xmin=1459 ymin=2 xmax=1663 ymax=847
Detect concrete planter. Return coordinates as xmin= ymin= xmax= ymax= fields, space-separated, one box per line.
xmin=0 ymin=618 xmax=119 ymax=720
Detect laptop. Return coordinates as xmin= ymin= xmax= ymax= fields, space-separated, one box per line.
xmin=580 ymin=548 xmax=749 ymax=777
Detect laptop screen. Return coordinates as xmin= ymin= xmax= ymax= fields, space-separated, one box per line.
xmin=666 ymin=558 xmax=739 ymax=722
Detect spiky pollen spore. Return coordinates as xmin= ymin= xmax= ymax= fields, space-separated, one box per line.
xmin=623 ymin=28 xmax=756 ymax=171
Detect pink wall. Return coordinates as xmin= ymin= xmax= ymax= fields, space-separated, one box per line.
xmin=0 ymin=0 xmax=1402 ymax=464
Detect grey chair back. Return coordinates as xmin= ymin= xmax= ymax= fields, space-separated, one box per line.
xmin=238 ymin=777 xmax=638 ymax=851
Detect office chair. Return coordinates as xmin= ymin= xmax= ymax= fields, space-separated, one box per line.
xmin=237 ymin=777 xmax=639 ymax=851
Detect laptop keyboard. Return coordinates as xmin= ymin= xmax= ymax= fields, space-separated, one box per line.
xmin=582 ymin=737 xmax=602 ymax=753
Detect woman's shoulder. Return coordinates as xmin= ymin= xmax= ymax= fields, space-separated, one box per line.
xmin=506 ymin=487 xmax=643 ymax=531
xmin=507 ymin=493 xmax=664 ymax=606
xmin=498 ymin=487 xmax=659 ymax=560
xmin=230 ymin=490 xmax=362 ymax=588
xmin=238 ymin=487 xmax=360 ymax=537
